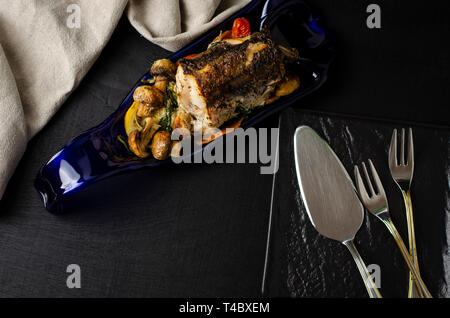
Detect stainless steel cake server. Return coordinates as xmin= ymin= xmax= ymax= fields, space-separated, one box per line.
xmin=293 ymin=126 xmax=382 ymax=298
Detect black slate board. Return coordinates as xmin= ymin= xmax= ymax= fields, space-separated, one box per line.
xmin=264 ymin=108 xmax=449 ymax=297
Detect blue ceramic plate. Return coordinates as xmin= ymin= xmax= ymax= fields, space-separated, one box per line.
xmin=35 ymin=0 xmax=335 ymax=213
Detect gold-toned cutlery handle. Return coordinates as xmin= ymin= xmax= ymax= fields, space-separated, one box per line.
xmin=382 ymin=217 xmax=432 ymax=298
xmin=402 ymin=190 xmax=421 ymax=298
xmin=343 ymin=240 xmax=382 ymax=298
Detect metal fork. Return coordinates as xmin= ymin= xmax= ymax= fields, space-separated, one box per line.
xmin=354 ymin=160 xmax=432 ymax=298
xmin=388 ymin=128 xmax=420 ymax=298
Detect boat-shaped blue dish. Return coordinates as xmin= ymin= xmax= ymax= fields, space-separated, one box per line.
xmin=35 ymin=0 xmax=335 ymax=213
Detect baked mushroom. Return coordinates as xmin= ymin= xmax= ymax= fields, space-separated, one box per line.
xmin=136 ymin=103 xmax=153 ymax=118
xmin=133 ymin=85 xmax=164 ymax=109
xmin=128 ymin=118 xmax=160 ymax=158
xmin=151 ymin=59 xmax=176 ymax=79
xmin=154 ymin=77 xmax=168 ymax=93
xmin=151 ymin=131 xmax=172 ymax=160
xmin=151 ymin=59 xmax=177 ymax=93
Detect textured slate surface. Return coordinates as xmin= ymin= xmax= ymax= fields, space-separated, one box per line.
xmin=264 ymin=108 xmax=449 ymax=297
xmin=298 ymin=0 xmax=450 ymax=127
xmin=0 ymin=17 xmax=275 ymax=297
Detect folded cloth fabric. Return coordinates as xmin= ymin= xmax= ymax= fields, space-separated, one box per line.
xmin=127 ymin=0 xmax=251 ymax=51
xmin=0 ymin=0 xmax=251 ymax=198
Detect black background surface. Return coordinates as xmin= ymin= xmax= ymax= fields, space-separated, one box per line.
xmin=0 ymin=0 xmax=448 ymax=297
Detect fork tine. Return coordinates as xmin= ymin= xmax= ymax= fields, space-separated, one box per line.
xmin=389 ymin=129 xmax=398 ymax=169
xmin=407 ymin=127 xmax=414 ymax=166
xmin=400 ymin=128 xmax=405 ymax=165
xmin=368 ymin=159 xmax=386 ymax=198
xmin=354 ymin=165 xmax=371 ymax=203
xmin=362 ymin=162 xmax=376 ymax=196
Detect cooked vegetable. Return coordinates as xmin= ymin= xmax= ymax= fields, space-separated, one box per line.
xmin=278 ymin=45 xmax=300 ymax=63
xmin=127 ymin=118 xmax=159 ymax=158
xmin=141 ymin=78 xmax=155 ymax=84
xmin=275 ymin=72 xmax=301 ymax=97
xmin=158 ymin=112 xmax=171 ymax=131
xmin=136 ymin=104 xmax=153 ymax=118
xmin=117 ymin=135 xmax=133 ymax=154
xmin=159 ymin=82 xmax=178 ymax=131
xmin=150 ymin=59 xmax=176 ymax=79
xmin=263 ymin=72 xmax=301 ymax=105
xmin=235 ymin=105 xmax=252 ymax=118
xmin=154 ymin=76 xmax=168 ymax=93
xmin=124 ymin=101 xmax=141 ymax=136
xmin=218 ymin=30 xmax=232 ymax=41
xmin=208 ymin=30 xmax=233 ymax=49
xmin=231 ymin=17 xmax=251 ymax=38
xmin=133 ymin=85 xmax=164 ymax=109
xmin=151 ymin=131 xmax=171 ymax=160
xmin=207 ymin=41 xmax=223 ymax=49
xmin=166 ymin=81 xmax=178 ymax=105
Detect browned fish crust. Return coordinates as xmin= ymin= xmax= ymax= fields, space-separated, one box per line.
xmin=178 ymin=29 xmax=285 ymax=107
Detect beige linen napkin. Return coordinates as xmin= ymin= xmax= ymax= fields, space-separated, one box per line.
xmin=0 ymin=0 xmax=128 ymax=198
xmin=0 ymin=0 xmax=251 ymax=198
xmin=127 ymin=0 xmax=251 ymax=51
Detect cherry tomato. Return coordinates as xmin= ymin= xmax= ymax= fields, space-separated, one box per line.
xmin=231 ymin=17 xmax=251 ymax=38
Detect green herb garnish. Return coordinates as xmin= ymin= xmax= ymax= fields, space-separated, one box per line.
xmin=141 ymin=78 xmax=155 ymax=84
xmin=208 ymin=41 xmax=222 ymax=49
xmin=117 ymin=135 xmax=133 ymax=154
xmin=159 ymin=108 xmax=172 ymax=131
xmin=167 ymin=82 xmax=178 ymax=107
xmin=159 ymin=82 xmax=178 ymax=131
xmin=235 ymin=105 xmax=252 ymax=118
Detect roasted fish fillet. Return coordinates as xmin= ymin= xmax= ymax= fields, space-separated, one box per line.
xmin=176 ymin=29 xmax=288 ymax=132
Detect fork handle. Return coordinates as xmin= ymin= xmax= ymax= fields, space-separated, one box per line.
xmin=381 ymin=217 xmax=432 ymax=298
xmin=402 ymin=190 xmax=421 ymax=298
xmin=343 ymin=240 xmax=382 ymax=298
